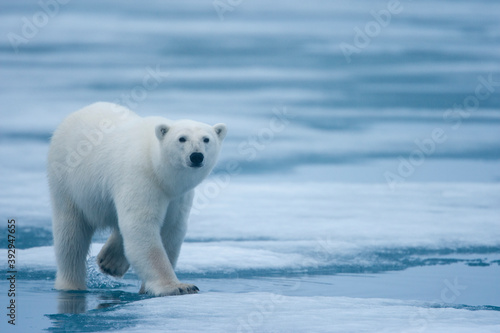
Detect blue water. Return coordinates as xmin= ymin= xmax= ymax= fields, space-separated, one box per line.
xmin=1 ymin=0 xmax=500 ymax=332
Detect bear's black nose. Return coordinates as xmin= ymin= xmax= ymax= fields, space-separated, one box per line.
xmin=190 ymin=152 xmax=204 ymax=166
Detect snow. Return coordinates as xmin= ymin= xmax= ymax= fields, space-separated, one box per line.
xmin=11 ymin=182 xmax=500 ymax=275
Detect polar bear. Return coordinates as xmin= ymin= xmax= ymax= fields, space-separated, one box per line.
xmin=47 ymin=102 xmax=226 ymax=296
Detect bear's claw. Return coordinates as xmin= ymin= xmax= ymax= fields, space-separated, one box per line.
xmin=140 ymin=283 xmax=199 ymax=296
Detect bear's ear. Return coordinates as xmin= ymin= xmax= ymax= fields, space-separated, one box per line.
xmin=155 ymin=124 xmax=170 ymax=140
xmin=213 ymin=123 xmax=227 ymax=141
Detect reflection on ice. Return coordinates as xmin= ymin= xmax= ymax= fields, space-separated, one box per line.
xmin=55 ymin=289 xmax=150 ymax=314
xmin=57 ymin=291 xmax=87 ymax=314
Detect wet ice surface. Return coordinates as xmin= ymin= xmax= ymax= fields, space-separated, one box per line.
xmin=3 ymin=183 xmax=500 ymax=332
xmin=1 ymin=0 xmax=500 ymax=332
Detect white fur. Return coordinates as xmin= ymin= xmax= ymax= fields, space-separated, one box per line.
xmin=47 ymin=102 xmax=226 ymax=296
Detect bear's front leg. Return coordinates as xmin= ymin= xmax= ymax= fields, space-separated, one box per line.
xmin=161 ymin=191 xmax=195 ymax=268
xmin=116 ymin=197 xmax=198 ymax=296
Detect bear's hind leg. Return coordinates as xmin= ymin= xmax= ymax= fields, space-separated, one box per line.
xmin=97 ymin=229 xmax=130 ymax=277
xmin=52 ymin=201 xmax=94 ymax=291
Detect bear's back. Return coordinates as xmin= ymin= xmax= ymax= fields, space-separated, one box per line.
xmin=47 ymin=103 xmax=148 ymax=228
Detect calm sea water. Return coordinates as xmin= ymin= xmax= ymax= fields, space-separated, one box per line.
xmin=1 ymin=0 xmax=499 ymax=332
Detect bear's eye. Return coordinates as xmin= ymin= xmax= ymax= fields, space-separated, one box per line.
xmin=203 ymin=137 xmax=210 ymax=143
xmin=179 ymin=137 xmax=187 ymax=143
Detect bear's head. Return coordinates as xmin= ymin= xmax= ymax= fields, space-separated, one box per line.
xmin=155 ymin=120 xmax=227 ymax=175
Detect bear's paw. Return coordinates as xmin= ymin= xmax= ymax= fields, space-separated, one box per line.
xmin=139 ymin=282 xmax=199 ymax=296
